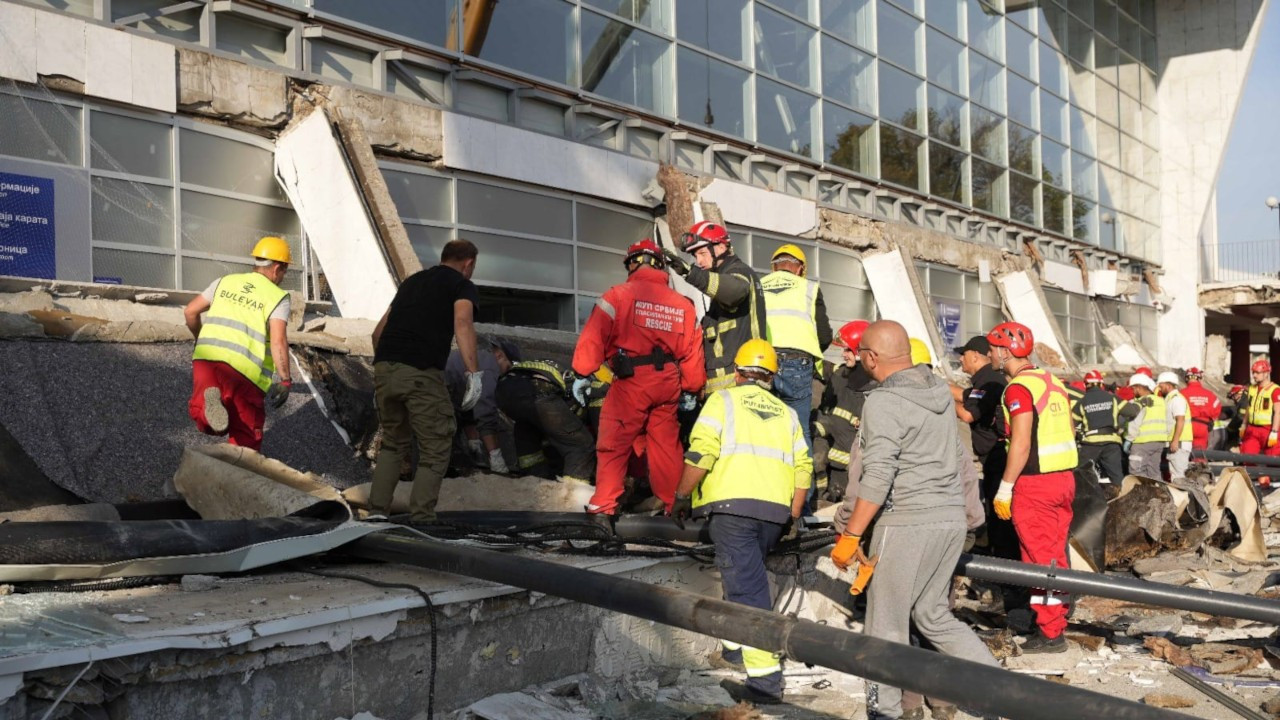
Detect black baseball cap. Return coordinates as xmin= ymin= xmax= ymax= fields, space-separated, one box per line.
xmin=954 ymin=336 xmax=991 ymax=355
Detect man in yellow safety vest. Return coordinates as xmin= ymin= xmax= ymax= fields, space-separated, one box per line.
xmin=1241 ymin=359 xmax=1280 ymax=457
xmin=183 ymin=236 xmax=294 ymax=451
xmin=1157 ymin=371 xmax=1193 ymax=479
xmin=1124 ymin=373 xmax=1167 ymax=479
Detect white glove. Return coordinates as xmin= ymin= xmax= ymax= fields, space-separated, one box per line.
xmin=488 ymin=448 xmax=509 ymax=474
xmin=461 ymin=371 xmax=484 ymax=411
xmin=993 ymin=481 xmax=1015 ymax=521
xmin=678 ymin=393 xmax=698 ymax=412
xmin=572 ymin=376 xmax=592 ymax=406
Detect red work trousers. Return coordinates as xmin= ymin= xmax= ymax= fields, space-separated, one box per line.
xmin=1191 ymin=421 xmax=1211 ymax=451
xmin=1240 ymin=425 xmax=1280 ymax=457
xmin=1011 ymin=469 xmax=1075 ymax=639
xmin=588 ymin=367 xmax=681 ymax=514
xmin=189 ymin=359 xmax=265 ymax=451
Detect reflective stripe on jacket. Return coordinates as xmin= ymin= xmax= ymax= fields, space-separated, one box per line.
xmin=1074 ymin=386 xmax=1121 ymax=445
xmin=700 ymin=255 xmax=766 ymax=379
xmin=1132 ymin=394 xmax=1169 ymax=444
xmin=509 ymin=360 xmax=566 ymax=393
xmin=1001 ymin=368 xmax=1078 ymax=474
xmin=1247 ymin=384 xmax=1278 ymax=427
xmin=193 ymin=272 xmax=287 ymax=391
xmin=761 ymin=270 xmax=821 ymax=359
xmin=686 ymin=383 xmax=812 ymax=524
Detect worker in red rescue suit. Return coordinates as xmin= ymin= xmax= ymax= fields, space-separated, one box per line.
xmin=1114 ymin=366 xmax=1153 ymax=402
xmin=663 ymin=222 xmax=767 ymax=395
xmin=1241 ymin=359 xmax=1280 ymax=457
xmin=988 ymin=321 xmax=1078 ymax=654
xmin=1181 ymin=367 xmax=1222 ymax=452
xmin=572 ymin=239 xmax=706 ymax=515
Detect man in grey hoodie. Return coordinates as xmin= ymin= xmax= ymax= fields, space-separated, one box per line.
xmin=829 ymin=321 xmax=997 ymax=720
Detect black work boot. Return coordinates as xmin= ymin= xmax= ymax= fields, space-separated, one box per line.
xmin=1020 ymin=631 xmax=1068 ymax=654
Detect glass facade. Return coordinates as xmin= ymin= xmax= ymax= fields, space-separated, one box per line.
xmin=917 ymin=263 xmax=1004 ymax=353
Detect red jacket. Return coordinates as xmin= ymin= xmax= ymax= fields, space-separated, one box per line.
xmin=572 ymin=267 xmax=706 ymax=393
xmin=1182 ymin=381 xmax=1222 ymax=426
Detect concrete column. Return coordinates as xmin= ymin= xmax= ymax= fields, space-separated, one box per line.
xmin=1271 ymin=338 xmax=1280 ymax=384
xmin=1231 ymin=328 xmax=1251 ymax=383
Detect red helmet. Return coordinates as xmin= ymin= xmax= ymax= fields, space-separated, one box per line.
xmin=1186 ymin=367 xmax=1203 ymax=378
xmin=834 ymin=320 xmax=870 ymax=352
xmin=1230 ymin=384 xmax=1246 ymax=398
xmin=986 ymin=322 xmax=1035 ymax=358
xmin=1084 ymin=369 xmax=1103 ymax=384
xmin=1136 ymin=366 xmax=1153 ymax=378
xmin=624 ymin=238 xmax=664 ymax=269
xmin=680 ymin=221 xmax=731 ymax=253
xmin=1253 ymin=359 xmax=1272 ymax=374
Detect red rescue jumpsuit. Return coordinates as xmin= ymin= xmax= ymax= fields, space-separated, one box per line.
xmin=1182 ymin=380 xmax=1222 ymax=451
xmin=573 ymin=266 xmax=706 ymax=514
xmin=1241 ymin=383 xmax=1280 ymax=457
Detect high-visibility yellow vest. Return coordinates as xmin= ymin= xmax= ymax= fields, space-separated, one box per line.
xmin=686 ymin=383 xmax=812 ymax=524
xmin=1001 ymin=368 xmax=1078 ymax=474
xmin=1164 ymin=389 xmax=1194 ymax=443
xmin=761 ymin=270 xmax=821 ymax=359
xmin=193 ymin=272 xmax=287 ymax=391
xmin=1247 ymin=384 xmax=1277 ymax=427
xmin=509 ymin=360 xmax=566 ymax=393
xmin=1132 ymin=394 xmax=1169 ymax=444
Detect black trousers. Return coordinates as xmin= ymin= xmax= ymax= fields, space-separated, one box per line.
xmin=978 ymin=445 xmax=1019 ymax=562
xmin=1079 ymin=442 xmax=1124 ymax=484
xmin=495 ymin=376 xmax=596 ymax=481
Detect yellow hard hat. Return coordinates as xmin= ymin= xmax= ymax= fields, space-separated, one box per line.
xmin=909 ymin=338 xmax=933 ymax=366
xmin=771 ymin=244 xmax=806 ymax=266
xmin=734 ymin=338 xmax=779 ymax=374
xmin=252 ymin=235 xmax=292 ymax=264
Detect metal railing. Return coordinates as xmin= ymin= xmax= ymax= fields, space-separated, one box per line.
xmin=1201 ymin=238 xmax=1280 ymax=283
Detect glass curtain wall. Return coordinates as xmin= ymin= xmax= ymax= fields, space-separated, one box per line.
xmin=916 ymin=262 xmax=1005 ymax=352
xmin=1043 ymin=286 xmax=1100 ymax=364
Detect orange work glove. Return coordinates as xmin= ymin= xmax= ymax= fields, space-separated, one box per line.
xmin=993 ymin=481 xmax=1015 ymax=521
xmin=830 ymin=534 xmax=861 ymax=570
xmin=1269 ymin=430 xmax=1279 ymax=449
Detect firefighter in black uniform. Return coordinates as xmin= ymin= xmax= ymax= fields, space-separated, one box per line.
xmin=813 ymin=320 xmax=873 ymax=501
xmin=496 ymin=359 xmax=596 ymax=483
xmin=1072 ymin=369 xmax=1138 ymax=491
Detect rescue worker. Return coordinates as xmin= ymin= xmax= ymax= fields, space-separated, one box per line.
xmin=448 ymin=338 xmax=509 ymax=474
xmin=670 ymin=339 xmax=810 ymax=705
xmin=1224 ymin=384 xmax=1248 ymax=451
xmin=987 ymin=321 xmax=1077 ymax=653
xmin=1157 ymin=371 xmax=1193 ymax=479
xmin=1124 ymin=373 xmax=1167 ymax=479
xmin=495 ymin=358 xmax=595 ymax=483
xmin=1115 ymin=366 xmax=1153 ymax=402
xmin=1241 ymin=359 xmax=1280 ymax=457
xmin=813 ymin=320 xmax=872 ymax=501
xmin=573 ymin=239 xmax=705 ymax=516
xmin=184 ymin=236 xmax=294 ymax=451
xmin=663 ymin=222 xmax=767 ymax=394
xmin=1072 ymin=369 xmax=1135 ymax=487
xmin=949 ymin=335 xmax=1010 ymax=557
xmin=830 ymin=320 xmax=998 ymax=719
xmin=760 ymin=243 xmax=832 ymax=452
xmin=1182 ymin=368 xmax=1223 ymax=452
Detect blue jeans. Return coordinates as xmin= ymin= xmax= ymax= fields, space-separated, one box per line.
xmin=772 ymin=354 xmax=815 ymax=511
xmin=710 ymin=513 xmax=785 ymax=697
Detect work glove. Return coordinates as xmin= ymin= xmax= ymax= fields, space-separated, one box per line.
xmin=781 ymin=515 xmax=804 ymax=542
xmin=460 ymin=371 xmax=484 ymax=411
xmin=1123 ymin=440 xmax=1133 ymax=454
xmin=488 ymin=448 xmax=509 ymax=474
xmin=662 ymin=249 xmax=690 ymax=276
xmin=830 ymin=533 xmax=861 ymax=571
xmin=1270 ymin=431 xmax=1279 ymax=449
xmin=678 ymin=392 xmax=698 ymax=412
xmin=993 ymin=481 xmax=1016 ymax=521
xmin=265 ymin=380 xmax=291 ymax=409
xmin=572 ymin=375 xmax=593 ymax=406
xmin=669 ymin=493 xmax=693 ymax=530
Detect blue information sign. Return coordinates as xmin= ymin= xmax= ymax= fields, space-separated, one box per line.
xmin=0 ymin=172 xmax=56 ymax=279
xmin=935 ymin=300 xmax=962 ymax=351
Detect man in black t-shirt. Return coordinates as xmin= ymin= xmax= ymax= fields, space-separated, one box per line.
xmin=369 ymin=239 xmax=482 ymax=523
xmin=950 ymin=335 xmax=1014 ymax=557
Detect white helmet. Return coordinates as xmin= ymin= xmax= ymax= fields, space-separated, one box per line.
xmin=1156 ymin=371 xmax=1180 ymax=386
xmin=1128 ymin=373 xmax=1156 ymax=390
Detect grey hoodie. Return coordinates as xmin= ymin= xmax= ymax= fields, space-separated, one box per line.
xmin=853 ymin=364 xmax=968 ymax=527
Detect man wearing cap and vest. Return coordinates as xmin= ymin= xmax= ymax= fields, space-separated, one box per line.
xmin=1072 ymin=370 xmax=1136 ymax=487
xmin=573 ymin=240 xmax=705 ymax=516
xmin=1241 ymin=359 xmax=1280 ymax=457
xmin=761 ymin=243 xmax=832 ymax=512
xmin=495 ymin=358 xmax=596 ymax=483
xmin=1124 ymin=373 xmax=1167 ymax=479
xmin=184 ymin=236 xmax=294 ymax=451
xmin=814 ymin=320 xmax=872 ymax=502
xmin=1157 ymin=371 xmax=1193 ymax=479
xmin=1182 ymin=368 xmax=1222 ymax=452
xmin=987 ymin=321 xmax=1077 ymax=653
xmin=670 ymin=339 xmax=810 ymax=705
xmin=663 ymin=222 xmax=767 ymax=395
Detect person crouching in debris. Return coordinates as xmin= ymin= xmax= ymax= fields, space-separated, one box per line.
xmin=495 ymin=357 xmax=596 ymax=483
xmin=183 ymin=236 xmax=294 ymax=451
xmin=670 ymin=339 xmax=810 ymax=705
xmin=828 ymin=321 xmax=997 ymax=720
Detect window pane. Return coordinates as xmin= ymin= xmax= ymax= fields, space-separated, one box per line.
xmin=313 ymin=0 xmax=455 ymax=47
xmin=1040 ymin=44 xmax=1066 ymax=98
xmin=878 ymin=2 xmax=921 ymax=74
xmin=1007 ymin=24 xmax=1035 ymax=81
xmin=1009 ymin=172 xmax=1036 ymax=224
xmin=1066 ymin=15 xmax=1093 ymax=66
xmin=879 ymin=63 xmax=923 ymax=130
xmin=311 ymin=40 xmax=374 ymax=87
xmin=1007 ymin=74 xmax=1037 ymax=129
xmin=581 ymin=12 xmax=671 ymax=114
xmin=928 ymin=141 xmax=964 ymax=203
xmin=822 ymin=36 xmax=875 ymax=113
xmin=1009 ymin=122 xmax=1035 ymax=175
xmin=822 ymin=283 xmax=878 ymax=322
xmin=969 ymin=51 xmax=1004 ymax=112
xmin=971 ymin=106 xmax=1005 ymax=163
xmin=405 ymin=224 xmax=453 ymax=265
xmin=756 ymin=78 xmax=817 ymax=158
xmin=1043 ymin=184 xmax=1069 ymax=234
xmin=678 ymin=0 xmax=748 ymax=61
xmin=92 ymin=247 xmax=174 ymax=289
xmin=926 ymin=28 xmax=965 ymax=94
xmin=678 ymin=48 xmax=749 ymax=136
xmin=971 ymin=158 xmax=1004 ymax=215
xmin=755 ymin=5 xmax=815 ymax=88
xmin=113 ymin=0 xmax=200 ymax=42
xmin=576 ymin=246 xmax=625 ymax=294
xmin=1073 ymin=199 xmax=1097 ymax=242
xmin=818 ymin=248 xmax=868 ymax=286
xmin=216 ymin=14 xmax=291 ymax=67
xmin=967 ymin=0 xmax=1003 ymax=61
xmin=929 ymin=267 xmax=963 ymax=298
xmin=466 ymin=0 xmax=573 ymax=85
xmin=181 ymin=191 xmax=301 ymax=257
xmin=182 ymin=255 xmax=304 ymax=294
xmin=926 ymin=85 xmax=964 ymax=147
xmin=179 ymin=130 xmax=285 ymax=202
xmin=0 ymin=94 xmax=82 ymax=166
xmin=577 ymin=203 xmax=650 ymax=249
xmin=466 ymin=231 xmax=573 ymax=289
xmin=584 ymin=0 xmax=671 ymax=33
xmin=928 ymin=0 xmax=962 ymax=39
xmin=90 ymin=112 xmax=171 ymax=179
xmin=458 ymin=181 xmax=572 ymax=238
xmin=821 ymin=0 xmax=875 ymax=51
xmin=1070 ymin=109 xmax=1095 ymax=156
xmin=1097 ymin=121 xmax=1120 ymax=167
xmin=383 ymin=169 xmax=451 ymax=222
xmin=879 ymin=124 xmax=924 ymax=190
xmin=26 ymin=0 xmax=93 ymax=16
xmin=1041 ymin=92 xmax=1066 ymax=142
xmin=1042 ymin=138 xmax=1067 ymax=187
xmin=92 ymin=177 xmax=173 ymax=248
xmin=822 ymin=102 xmax=874 ymax=174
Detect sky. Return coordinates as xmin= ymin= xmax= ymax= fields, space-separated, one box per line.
xmin=1216 ymin=0 xmax=1280 ymax=246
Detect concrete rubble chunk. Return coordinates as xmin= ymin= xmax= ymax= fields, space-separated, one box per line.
xmin=1188 ymin=642 xmax=1264 ymax=675
xmin=133 ymin=292 xmax=169 ymax=304
xmin=1125 ymin=614 xmax=1184 ymax=638
xmin=180 ymin=574 xmax=219 ymax=592
xmin=1262 ymin=695 xmax=1280 ymax=716
xmin=468 ymin=691 xmax=583 ymax=720
xmin=0 ymin=311 xmax=46 ymax=338
xmin=1144 ymin=636 xmax=1194 ymax=667
xmin=1002 ymin=642 xmax=1085 ymax=674
xmin=1141 ymin=693 xmax=1196 ymax=708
